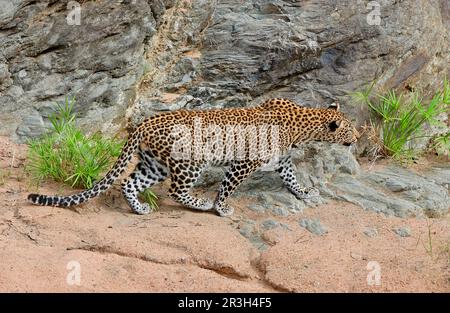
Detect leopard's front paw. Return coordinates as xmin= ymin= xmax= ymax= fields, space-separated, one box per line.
xmin=198 ymin=198 xmax=214 ymax=211
xmin=215 ymin=204 xmax=235 ymax=217
xmin=134 ymin=203 xmax=153 ymax=215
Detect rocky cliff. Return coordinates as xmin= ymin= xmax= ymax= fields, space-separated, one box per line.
xmin=1 ymin=0 xmax=449 ymax=141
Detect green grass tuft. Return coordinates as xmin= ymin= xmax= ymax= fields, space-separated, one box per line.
xmin=26 ymin=97 xmax=159 ymax=210
xmin=353 ymin=79 xmax=450 ymax=160
xmin=27 ymin=97 xmax=124 ymax=189
xmin=140 ymin=189 xmax=159 ymax=212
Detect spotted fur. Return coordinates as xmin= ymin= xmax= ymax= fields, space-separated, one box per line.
xmin=28 ymin=98 xmax=360 ymax=216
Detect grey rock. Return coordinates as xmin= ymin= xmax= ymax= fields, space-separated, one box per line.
xmin=243 ymin=143 xmax=360 ymax=209
xmin=426 ymin=167 xmax=450 ymax=187
xmin=248 ymin=204 xmax=266 ymax=213
xmin=0 ymin=62 xmax=12 ymax=91
xmin=363 ymin=166 xmax=449 ymax=218
xmin=237 ymin=219 xmax=268 ymax=250
xmin=299 ymin=218 xmax=328 ymax=236
xmin=238 ymin=226 xmax=252 ymax=239
xmin=15 ymin=110 xmax=47 ymax=139
xmin=261 ymin=219 xmax=291 ymax=232
xmin=239 ymin=230 xmax=268 ymax=251
xmin=249 ymin=237 xmax=269 ymax=251
xmin=147 ymin=95 xmax=195 ymax=112
xmin=194 ymin=166 xmax=224 ymax=188
xmin=237 ymin=171 xmax=285 ymax=193
xmin=255 ymin=191 xmax=304 ymax=215
xmin=0 ymin=0 xmax=174 ymax=141
xmin=363 ymin=227 xmax=378 ymax=238
xmin=332 ymin=175 xmax=423 ymax=218
xmin=270 ymin=207 xmax=289 ymax=217
xmin=0 ymin=0 xmax=21 ymax=27
xmin=261 ymin=219 xmax=279 ymax=231
xmin=328 ymin=163 xmax=450 ymax=218
xmin=237 ymin=219 xmax=256 ymax=238
xmin=2 ymin=0 xmax=447 ymax=143
xmin=384 ymin=178 xmax=419 ymax=193
xmin=165 ymin=57 xmax=199 ymax=91
xmin=200 ymin=144 xmax=448 ymax=220
xmin=242 ymin=219 xmax=256 ymax=226
xmin=393 ymin=227 xmax=411 ymax=238
xmin=269 ymin=192 xmax=305 ymax=213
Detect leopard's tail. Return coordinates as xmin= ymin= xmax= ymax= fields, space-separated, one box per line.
xmin=27 ymin=129 xmax=142 ymax=207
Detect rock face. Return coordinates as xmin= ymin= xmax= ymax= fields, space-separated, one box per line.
xmin=333 ymin=165 xmax=450 ymax=218
xmin=299 ymin=218 xmax=328 ymax=236
xmin=0 ymin=0 xmax=159 ymax=140
xmin=197 ymin=142 xmax=450 ymax=218
xmin=0 ymin=0 xmax=160 ymax=140
xmin=1 ymin=0 xmax=449 ymax=141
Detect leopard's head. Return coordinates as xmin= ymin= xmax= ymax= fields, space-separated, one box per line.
xmin=307 ymin=102 xmax=360 ymax=146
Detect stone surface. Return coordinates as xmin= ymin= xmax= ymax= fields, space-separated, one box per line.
xmin=237 ymin=143 xmax=448 ymax=218
xmin=393 ymin=226 xmax=412 ymax=238
xmin=270 ymin=207 xmax=289 ymax=217
xmin=1 ymin=0 xmax=449 ymax=143
xmin=261 ymin=219 xmax=279 ymax=231
xmin=248 ymin=203 xmax=266 ymax=213
xmin=237 ymin=219 xmax=268 ymax=251
xmin=253 ymin=192 xmax=304 ymax=215
xmin=197 ymin=142 xmax=449 ymax=219
xmin=299 ymin=218 xmax=328 ymax=236
xmin=363 ymin=227 xmax=378 ymax=238
xmin=0 ymin=0 xmax=162 ymax=141
xmin=331 ymin=166 xmax=450 ymax=218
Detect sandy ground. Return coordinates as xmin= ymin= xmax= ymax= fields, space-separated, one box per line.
xmin=0 ymin=136 xmax=449 ymax=292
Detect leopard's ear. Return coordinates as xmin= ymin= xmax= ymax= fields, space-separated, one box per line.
xmin=328 ymin=102 xmax=340 ymax=111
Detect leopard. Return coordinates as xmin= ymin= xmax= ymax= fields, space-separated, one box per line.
xmin=28 ymin=98 xmax=360 ymax=217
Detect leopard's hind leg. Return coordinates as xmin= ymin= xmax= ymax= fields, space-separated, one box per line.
xmin=168 ymin=161 xmax=214 ymax=212
xmin=121 ymin=149 xmax=168 ymax=214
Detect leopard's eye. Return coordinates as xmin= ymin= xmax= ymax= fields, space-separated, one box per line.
xmin=328 ymin=120 xmax=341 ymax=132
